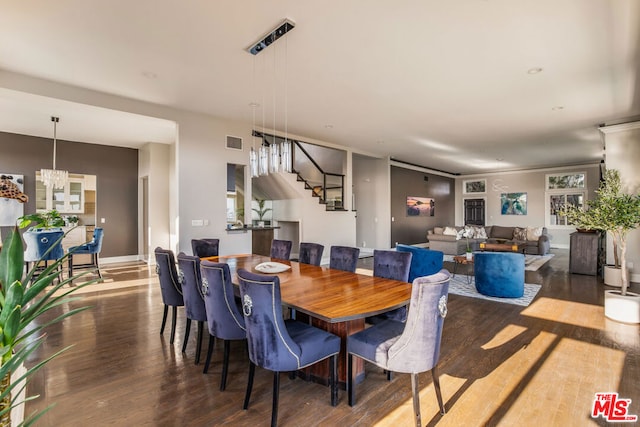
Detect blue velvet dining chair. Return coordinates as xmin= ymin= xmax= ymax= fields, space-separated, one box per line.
xmin=329 ymin=245 xmax=360 ymax=272
xmin=191 ymin=238 xmax=219 ymax=258
xmin=474 ymin=251 xmax=525 ymax=298
xmin=68 ymin=227 xmax=104 ymax=279
xmin=200 ymin=260 xmax=247 ymax=389
xmin=24 ymin=228 xmax=65 ymax=282
xmin=270 ymin=239 xmax=292 ymax=260
xmin=396 ymin=244 xmax=444 ymax=283
xmin=237 ymin=268 xmax=341 ymax=427
xmin=298 ymin=242 xmax=324 ymax=266
xmin=177 ymin=253 xmax=208 ymax=363
xmin=348 ymin=270 xmax=451 ymax=426
xmin=366 ymin=249 xmax=412 ymax=324
xmin=154 ymin=247 xmax=184 ymax=345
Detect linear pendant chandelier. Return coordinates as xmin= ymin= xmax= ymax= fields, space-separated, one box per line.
xmin=40 ymin=116 xmax=68 ymax=189
xmin=248 ymin=19 xmax=295 ymax=178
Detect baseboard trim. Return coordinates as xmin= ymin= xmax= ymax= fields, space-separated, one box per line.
xmin=100 ymin=255 xmax=143 ymax=265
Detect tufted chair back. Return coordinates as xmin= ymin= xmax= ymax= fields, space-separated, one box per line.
xmin=24 ymin=228 xmax=64 ymax=262
xmin=191 ymin=238 xmax=220 ymax=258
xmin=200 ymin=261 xmax=245 ymax=340
xmin=177 ymin=253 xmax=207 ymax=322
xmin=395 ymin=244 xmax=443 ymax=283
xmin=270 ymin=239 xmax=292 ymax=260
xmin=329 ymin=246 xmax=360 ymax=272
xmin=237 ymin=268 xmax=302 ymax=371
xmin=154 ymin=247 xmax=183 ymax=307
xmin=386 ymin=270 xmax=450 ymax=373
xmin=298 ymin=242 xmax=324 ymax=266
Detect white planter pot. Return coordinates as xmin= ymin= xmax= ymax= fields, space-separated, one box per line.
xmin=603 ymin=265 xmax=627 ymax=287
xmin=604 ymin=290 xmax=640 ymax=324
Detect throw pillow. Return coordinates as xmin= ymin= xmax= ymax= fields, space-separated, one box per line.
xmin=513 ymin=227 xmax=527 ymax=241
xmin=526 ymin=226 xmax=543 ymax=241
xmin=434 ymin=226 xmax=444 ymax=235
xmin=473 ymin=226 xmax=487 ymax=239
xmin=443 ymin=226 xmax=458 ymax=236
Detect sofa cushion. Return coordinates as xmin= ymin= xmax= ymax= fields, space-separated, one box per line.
xmin=443 ymin=226 xmax=458 ymax=236
xmin=490 ymin=225 xmax=514 ymax=240
xmin=513 ymin=227 xmax=528 ymax=241
xmin=471 ymin=226 xmax=487 ymax=239
xmin=526 ymin=226 xmax=544 ymax=241
xmin=433 ymin=226 xmax=444 ymax=235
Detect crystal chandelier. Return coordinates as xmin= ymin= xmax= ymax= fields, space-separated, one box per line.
xmin=41 ymin=116 xmax=68 ymax=189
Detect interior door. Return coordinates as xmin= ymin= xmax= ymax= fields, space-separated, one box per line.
xmin=464 ymin=198 xmax=485 ymax=226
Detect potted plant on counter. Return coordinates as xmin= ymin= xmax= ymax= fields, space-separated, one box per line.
xmin=564 ymin=169 xmax=640 ymax=323
xmin=252 ymin=198 xmax=272 ymax=227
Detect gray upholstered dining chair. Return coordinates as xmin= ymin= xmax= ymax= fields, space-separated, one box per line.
xmin=177 ymin=252 xmax=208 ymax=364
xmin=298 ymin=242 xmax=324 ymax=266
xmin=237 ymin=268 xmax=341 ymax=427
xmin=191 ymin=238 xmax=219 ymax=258
xmin=329 ymin=245 xmax=360 ymax=272
xmin=347 ymin=269 xmax=451 ymax=426
xmin=366 ymin=249 xmax=412 ymax=324
xmin=154 ymin=247 xmax=184 ymax=345
xmin=200 ymin=260 xmax=247 ymax=389
xmin=270 ymin=239 xmax=292 ymax=260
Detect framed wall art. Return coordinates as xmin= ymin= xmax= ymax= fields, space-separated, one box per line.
xmin=463 ymin=179 xmax=486 ymax=194
xmin=501 ymin=192 xmax=527 ymax=215
xmin=406 ymin=196 xmax=435 ymax=217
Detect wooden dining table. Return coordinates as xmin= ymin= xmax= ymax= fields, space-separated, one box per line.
xmin=203 ymin=254 xmax=413 ymax=387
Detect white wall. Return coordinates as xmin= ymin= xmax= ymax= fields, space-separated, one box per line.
xmin=455 ymin=164 xmax=601 ymax=248
xmin=353 ymin=154 xmax=392 ymax=249
xmin=601 ymin=122 xmax=640 ymax=282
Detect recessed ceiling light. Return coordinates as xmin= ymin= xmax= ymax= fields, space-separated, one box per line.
xmin=376 ymin=140 xmax=385 ymax=144
xmin=496 ymin=158 xmax=504 ymax=161
xmin=142 ymin=71 xmax=158 ymax=79
xmin=248 ymin=102 xmax=260 ymax=108
xmin=527 ymin=67 xmax=543 ymax=74
xmin=324 ymin=124 xmax=333 ymax=129
xmin=552 ymin=106 xmax=564 ymax=111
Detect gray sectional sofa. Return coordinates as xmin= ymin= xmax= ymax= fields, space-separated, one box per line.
xmin=427 ymin=225 xmax=550 ymax=255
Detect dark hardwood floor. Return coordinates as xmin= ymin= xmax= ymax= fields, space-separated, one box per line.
xmin=25 ymin=251 xmax=639 ymax=426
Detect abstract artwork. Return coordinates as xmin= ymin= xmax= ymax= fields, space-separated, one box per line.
xmin=501 ymin=192 xmax=527 ymax=215
xmin=406 ymin=196 xmax=435 ymax=217
xmin=0 ymin=174 xmax=26 ymax=226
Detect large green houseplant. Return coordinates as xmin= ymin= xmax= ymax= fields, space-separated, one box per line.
xmin=563 ymin=169 xmax=640 ymax=323
xmin=0 ymin=226 xmax=95 ymax=426
xmin=17 ymin=210 xmax=65 ymax=230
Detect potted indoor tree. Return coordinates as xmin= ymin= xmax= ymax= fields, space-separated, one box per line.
xmin=0 ymin=226 xmax=96 ymax=426
xmin=564 ymin=169 xmax=640 ymax=323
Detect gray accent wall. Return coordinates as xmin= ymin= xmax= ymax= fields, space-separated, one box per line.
xmin=0 ymin=131 xmax=138 ymax=257
xmin=390 ymin=165 xmax=455 ymax=246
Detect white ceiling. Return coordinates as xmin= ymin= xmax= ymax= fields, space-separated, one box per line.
xmin=0 ymin=0 xmax=638 ymax=174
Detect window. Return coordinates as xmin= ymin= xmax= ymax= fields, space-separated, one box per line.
xmin=545 ymin=172 xmax=586 ymax=227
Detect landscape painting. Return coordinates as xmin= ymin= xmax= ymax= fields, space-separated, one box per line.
xmin=406 ymin=196 xmax=435 ymax=217
xmin=501 ymin=192 xmax=527 ymax=215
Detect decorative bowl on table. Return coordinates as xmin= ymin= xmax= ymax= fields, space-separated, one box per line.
xmin=255 ymin=262 xmax=291 ymax=273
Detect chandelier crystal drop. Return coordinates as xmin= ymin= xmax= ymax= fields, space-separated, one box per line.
xmin=40 ymin=116 xmax=69 ymax=189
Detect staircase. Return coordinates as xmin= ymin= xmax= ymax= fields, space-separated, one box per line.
xmin=293 ymin=169 xmax=346 ymax=211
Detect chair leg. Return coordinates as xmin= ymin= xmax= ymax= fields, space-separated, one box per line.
xmin=195 ymin=321 xmax=204 ymax=364
xmin=330 ymin=354 xmax=338 ymax=407
xmin=243 ymin=362 xmax=256 ymax=410
xmin=432 ymin=367 xmax=446 ymax=415
xmin=94 ymin=254 xmax=102 ymax=279
xmin=182 ymin=318 xmax=192 ymax=352
xmin=387 ymin=370 xmax=393 ymax=381
xmin=68 ymin=255 xmax=74 ymax=280
xmin=271 ymin=371 xmax=280 ymax=427
xmin=170 ymin=306 xmax=178 ymax=344
xmin=160 ymin=305 xmax=168 ymax=335
xmin=411 ymin=373 xmax=422 ymax=427
xmin=220 ymin=340 xmax=230 ymax=391
xmin=348 ymin=353 xmax=355 ymax=406
xmin=203 ymin=334 xmax=215 ymax=374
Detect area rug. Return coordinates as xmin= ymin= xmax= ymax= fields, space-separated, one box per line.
xmin=443 ymin=253 xmax=554 ymax=271
xmin=448 ymin=274 xmax=541 ymax=307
